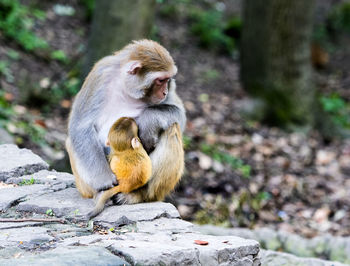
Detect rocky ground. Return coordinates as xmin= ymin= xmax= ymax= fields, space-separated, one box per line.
xmin=0 ymin=0 xmax=349 ymax=249
xmin=1 ymin=144 xmax=349 ymax=265
xmin=0 ymin=144 xmax=261 ymax=265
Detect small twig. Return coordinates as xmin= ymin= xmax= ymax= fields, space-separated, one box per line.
xmin=0 ymin=218 xmax=65 ymax=223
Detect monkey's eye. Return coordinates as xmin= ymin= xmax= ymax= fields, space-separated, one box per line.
xmin=156 ymin=78 xmax=169 ymax=86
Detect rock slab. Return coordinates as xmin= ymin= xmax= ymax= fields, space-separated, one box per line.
xmin=0 ymin=144 xmax=49 ymax=181
xmin=0 ymin=184 xmax=47 ymax=211
xmin=107 ymin=232 xmax=260 ymax=266
xmin=197 ymin=224 xmax=350 ymax=265
xmin=261 ymin=250 xmax=347 ymax=266
xmin=0 ymin=246 xmax=129 ymax=266
xmin=0 ymin=144 xmax=261 ymax=265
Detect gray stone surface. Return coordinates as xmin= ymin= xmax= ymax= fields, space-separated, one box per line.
xmin=0 ymin=247 xmax=28 ymax=259
xmin=136 ymin=217 xmax=194 ymax=234
xmin=0 ymin=221 xmax=44 ymax=229
xmin=0 ymin=145 xmax=263 ymax=265
xmin=0 ymin=226 xmax=54 ymax=248
xmin=6 ymin=170 xmax=75 ymax=187
xmin=0 ymin=184 xmax=48 ymax=211
xmin=261 ymin=250 xmax=347 ymax=266
xmin=44 ymin=223 xmax=92 ymax=240
xmin=0 ymin=128 xmax=15 ymax=144
xmin=16 ymin=187 xmax=94 ymax=217
xmin=0 ymin=144 xmax=49 ymax=181
xmin=106 ymin=232 xmax=260 ymax=266
xmin=196 ymin=225 xmax=350 ymax=265
xmin=93 ymin=201 xmax=181 ymax=226
xmin=58 ymin=234 xmax=114 ymax=247
xmin=0 ymin=246 xmax=129 ymax=266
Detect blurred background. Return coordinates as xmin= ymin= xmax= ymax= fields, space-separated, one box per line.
xmin=0 ymin=0 xmax=349 ymax=253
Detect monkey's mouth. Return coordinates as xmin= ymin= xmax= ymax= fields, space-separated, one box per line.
xmin=152 ymin=97 xmax=166 ymax=104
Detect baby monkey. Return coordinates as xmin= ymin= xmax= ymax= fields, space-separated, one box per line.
xmin=87 ymin=117 xmax=152 ymax=218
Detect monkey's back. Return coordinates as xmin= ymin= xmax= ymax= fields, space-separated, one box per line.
xmin=109 ymin=150 xmax=152 ymax=194
xmin=147 ymin=123 xmax=184 ymax=201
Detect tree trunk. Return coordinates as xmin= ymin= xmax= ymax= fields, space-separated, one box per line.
xmin=241 ymin=0 xmax=315 ymax=127
xmin=84 ymin=0 xmax=156 ymax=76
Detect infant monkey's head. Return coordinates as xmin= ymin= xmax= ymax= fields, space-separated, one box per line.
xmin=107 ymin=117 xmax=141 ymax=152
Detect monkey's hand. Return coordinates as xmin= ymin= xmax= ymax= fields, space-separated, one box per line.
xmin=136 ymin=120 xmax=161 ymax=153
xmin=136 ymin=103 xmax=185 ymax=153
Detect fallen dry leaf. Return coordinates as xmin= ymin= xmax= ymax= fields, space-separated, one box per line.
xmin=0 ymin=182 xmax=17 ymax=189
xmin=4 ymin=92 xmax=14 ymax=101
xmin=60 ymin=99 xmax=72 ymax=108
xmin=194 ymin=240 xmax=209 ymax=245
xmin=313 ymin=206 xmax=330 ymax=224
xmin=35 ymin=119 xmax=47 ymax=128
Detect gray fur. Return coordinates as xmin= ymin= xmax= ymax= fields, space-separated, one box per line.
xmin=67 ymin=56 xmax=118 ymax=191
xmin=136 ymin=80 xmax=186 ymax=153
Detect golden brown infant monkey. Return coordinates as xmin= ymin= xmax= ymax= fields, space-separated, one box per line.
xmin=87 ymin=117 xmax=152 ymax=218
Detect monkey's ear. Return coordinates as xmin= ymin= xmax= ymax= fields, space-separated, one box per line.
xmin=131 ymin=137 xmax=140 ymax=149
xmin=127 ymin=62 xmax=142 ymax=75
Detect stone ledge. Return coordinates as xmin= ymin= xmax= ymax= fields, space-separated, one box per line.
xmin=0 ymin=144 xmax=49 ymax=181
xmin=196 ymin=224 xmax=350 ymax=265
xmin=261 ymin=250 xmax=346 ymax=266
xmin=0 ymin=246 xmax=129 ymax=266
xmin=0 ymin=144 xmax=260 ymax=265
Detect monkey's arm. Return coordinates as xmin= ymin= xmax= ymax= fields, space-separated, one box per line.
xmin=68 ymin=124 xmax=116 ymax=192
xmin=67 ymin=57 xmax=117 ymax=192
xmin=136 ymin=91 xmax=186 ymax=153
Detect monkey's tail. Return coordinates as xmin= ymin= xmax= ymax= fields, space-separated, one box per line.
xmin=86 ymin=186 xmax=121 ymax=219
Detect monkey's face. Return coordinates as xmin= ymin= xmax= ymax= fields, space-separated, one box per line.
xmin=143 ymin=76 xmax=173 ymax=104
xmin=124 ymin=62 xmax=176 ymax=105
xmin=122 ymin=40 xmax=178 ymax=104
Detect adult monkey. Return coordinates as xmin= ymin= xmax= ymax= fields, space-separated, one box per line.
xmin=66 ymin=40 xmax=186 ymax=204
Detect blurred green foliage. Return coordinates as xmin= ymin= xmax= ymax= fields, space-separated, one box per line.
xmin=190 ymin=9 xmax=236 ymax=53
xmin=0 ymin=90 xmax=14 ymax=125
xmin=200 ymin=143 xmax=251 ymax=178
xmin=80 ymin=0 xmax=95 ymax=19
xmin=0 ymin=91 xmax=47 ymax=145
xmin=51 ymin=76 xmax=81 ymax=103
xmin=0 ymin=60 xmax=14 ymax=83
xmin=201 ymin=69 xmax=220 ymax=83
xmin=182 ymin=135 xmax=192 ymax=149
xmin=313 ymin=2 xmax=350 ymax=51
xmin=51 ymin=50 xmax=69 ymax=64
xmin=195 ymin=190 xmax=272 ymax=227
xmin=7 ymin=49 xmax=20 ymax=60
xmin=195 ymin=195 xmax=231 ymax=226
xmin=17 ymin=120 xmax=46 ymax=144
xmin=320 ymin=94 xmax=350 ymax=129
xmin=156 ymin=0 xmax=241 ymax=54
xmin=231 ymin=190 xmax=271 ymax=226
xmin=0 ymin=0 xmax=48 ymax=51
xmin=46 ymin=209 xmax=54 ymax=216
xmin=328 ymin=2 xmax=350 ymax=33
xmin=19 ymin=177 xmax=35 ymax=186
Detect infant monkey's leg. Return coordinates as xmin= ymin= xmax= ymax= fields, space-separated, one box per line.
xmin=87 ymin=163 xmax=151 ymax=219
